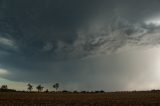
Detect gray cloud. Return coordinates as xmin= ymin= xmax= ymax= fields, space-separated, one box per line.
xmin=0 ymin=0 xmax=160 ymax=91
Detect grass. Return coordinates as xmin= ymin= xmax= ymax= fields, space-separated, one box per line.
xmin=0 ymin=91 xmax=160 ymax=106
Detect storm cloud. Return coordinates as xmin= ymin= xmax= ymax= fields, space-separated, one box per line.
xmin=0 ymin=0 xmax=160 ymax=91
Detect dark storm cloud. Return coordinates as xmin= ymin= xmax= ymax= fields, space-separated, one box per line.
xmin=0 ymin=0 xmax=160 ymax=90
xmin=1 ymin=0 xmax=160 ymax=60
xmin=0 ymin=0 xmax=105 ymax=60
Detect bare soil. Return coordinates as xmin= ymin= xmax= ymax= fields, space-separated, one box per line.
xmin=0 ymin=91 xmax=159 ymax=106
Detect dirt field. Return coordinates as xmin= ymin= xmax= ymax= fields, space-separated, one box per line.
xmin=0 ymin=91 xmax=160 ymax=106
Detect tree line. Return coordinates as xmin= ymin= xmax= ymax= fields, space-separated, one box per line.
xmin=27 ymin=83 xmax=59 ymax=92
xmin=0 ymin=83 xmax=59 ymax=92
xmin=0 ymin=83 xmax=105 ymax=93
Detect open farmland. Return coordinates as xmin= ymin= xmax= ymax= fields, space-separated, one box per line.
xmin=0 ymin=91 xmax=160 ymax=106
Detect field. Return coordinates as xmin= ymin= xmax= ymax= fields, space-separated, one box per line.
xmin=0 ymin=91 xmax=160 ymax=106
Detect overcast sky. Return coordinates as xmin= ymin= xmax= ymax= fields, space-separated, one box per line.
xmin=1 ymin=0 xmax=160 ymax=91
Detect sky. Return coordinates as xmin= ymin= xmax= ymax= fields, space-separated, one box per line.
xmin=1 ymin=0 xmax=160 ymax=91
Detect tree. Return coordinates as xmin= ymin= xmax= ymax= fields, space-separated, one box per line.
xmin=27 ymin=84 xmax=33 ymax=92
xmin=36 ymin=85 xmax=44 ymax=92
xmin=53 ymin=83 xmax=59 ymax=91
xmin=45 ymin=89 xmax=49 ymax=93
xmin=1 ymin=85 xmax=8 ymax=90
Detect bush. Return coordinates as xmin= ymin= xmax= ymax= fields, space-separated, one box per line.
xmin=62 ymin=90 xmax=70 ymax=93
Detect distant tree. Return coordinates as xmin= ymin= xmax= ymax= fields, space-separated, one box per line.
xmin=45 ymin=89 xmax=49 ymax=93
xmin=62 ymin=90 xmax=69 ymax=93
xmin=1 ymin=85 xmax=8 ymax=90
xmin=94 ymin=90 xmax=105 ymax=93
xmin=99 ymin=90 xmax=105 ymax=93
xmin=36 ymin=85 xmax=44 ymax=92
xmin=27 ymin=84 xmax=33 ymax=92
xmin=73 ymin=90 xmax=78 ymax=93
xmin=81 ymin=91 xmax=87 ymax=93
xmin=53 ymin=83 xmax=59 ymax=91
